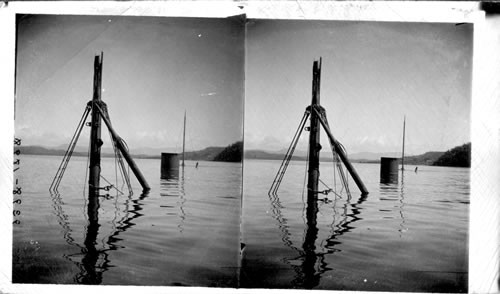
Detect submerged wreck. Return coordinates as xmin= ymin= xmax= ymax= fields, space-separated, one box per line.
xmin=49 ymin=52 xmax=150 ymax=195
xmin=269 ymin=58 xmax=368 ymax=198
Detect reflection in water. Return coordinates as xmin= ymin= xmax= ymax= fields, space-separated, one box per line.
xmin=106 ymin=192 xmax=149 ymax=250
xmin=49 ymin=189 xmax=150 ymax=284
xmin=78 ymin=194 xmax=103 ymax=284
xmin=267 ymin=191 xmax=301 ymax=253
xmin=323 ymin=193 xmax=367 ymax=252
xmin=300 ymin=190 xmax=319 ymax=289
xmin=160 ymin=169 xmax=186 ymax=233
xmin=379 ymin=176 xmax=407 ymax=237
xmin=268 ymin=189 xmax=367 ymax=289
xmin=399 ymin=175 xmax=407 ymax=236
xmin=49 ymin=192 xmax=80 ymax=248
xmin=161 ymin=169 xmax=180 ymax=181
xmin=50 ymin=167 xmax=186 ymax=284
xmin=379 ymin=183 xmax=399 ymax=201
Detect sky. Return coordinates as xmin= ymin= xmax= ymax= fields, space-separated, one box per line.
xmin=245 ymin=20 xmax=472 ymax=155
xmin=16 ymin=16 xmax=472 ymax=156
xmin=15 ymin=14 xmax=244 ymax=152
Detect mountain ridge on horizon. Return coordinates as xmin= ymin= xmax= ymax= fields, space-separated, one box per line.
xmin=246 ymin=148 xmax=414 ymax=161
xmin=17 ymin=142 xmax=468 ymax=166
xmin=16 ymin=143 xmax=241 ymax=162
xmin=20 ymin=143 xmax=440 ymax=160
xmin=244 ymin=148 xmax=450 ymax=165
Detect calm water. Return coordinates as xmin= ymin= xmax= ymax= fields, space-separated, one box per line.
xmin=13 ymin=155 xmax=241 ymax=286
xmin=241 ymin=159 xmax=469 ymax=292
xmin=13 ymin=155 xmax=469 ymax=291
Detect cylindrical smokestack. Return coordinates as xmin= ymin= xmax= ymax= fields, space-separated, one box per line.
xmin=161 ymin=153 xmax=180 ymax=179
xmin=380 ymin=157 xmax=399 ymax=184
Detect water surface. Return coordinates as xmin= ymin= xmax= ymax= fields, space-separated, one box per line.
xmin=12 ymin=155 xmax=469 ymax=291
xmin=13 ymin=155 xmax=241 ymax=286
xmin=241 ymin=159 xmax=468 ymax=292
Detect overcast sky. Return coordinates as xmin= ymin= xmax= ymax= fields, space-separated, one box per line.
xmin=15 ymin=14 xmax=244 ymax=152
xmin=245 ymin=20 xmax=472 ymax=155
xmin=16 ymin=16 xmax=472 ymax=155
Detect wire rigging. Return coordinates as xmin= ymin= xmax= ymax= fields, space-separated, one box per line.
xmin=51 ymin=101 xmax=134 ymax=197
xmin=269 ymin=110 xmax=311 ymax=196
xmin=315 ymin=107 xmax=351 ymax=197
xmin=50 ymin=105 xmax=91 ymax=192
xmin=269 ymin=105 xmax=354 ymax=198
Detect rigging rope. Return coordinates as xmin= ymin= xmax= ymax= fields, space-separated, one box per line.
xmin=99 ymin=105 xmax=132 ymax=195
xmin=333 ymin=151 xmax=337 ymax=193
xmin=83 ymin=136 xmax=91 ymax=194
xmin=269 ymin=110 xmax=310 ymax=195
xmin=111 ymin=129 xmax=118 ymax=197
xmin=50 ymin=106 xmax=90 ymax=192
xmin=100 ymin=174 xmax=123 ymax=194
xmin=318 ymin=178 xmax=332 ymax=192
xmin=316 ymin=106 xmax=351 ymax=197
xmin=302 ymin=137 xmax=310 ymax=199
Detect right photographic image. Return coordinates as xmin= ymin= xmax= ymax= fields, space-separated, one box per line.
xmin=241 ymin=19 xmax=471 ymax=292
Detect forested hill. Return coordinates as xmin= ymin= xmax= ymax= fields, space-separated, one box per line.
xmin=403 ymin=151 xmax=444 ymax=166
xmin=433 ymin=143 xmax=471 ymax=167
xmin=213 ymin=141 xmax=243 ymax=162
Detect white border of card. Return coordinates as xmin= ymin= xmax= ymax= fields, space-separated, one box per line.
xmin=0 ymin=2 xmax=497 ymax=294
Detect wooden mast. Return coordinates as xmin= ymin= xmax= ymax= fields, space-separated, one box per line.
xmin=89 ymin=52 xmax=150 ymax=192
xmin=86 ymin=53 xmax=103 ymax=279
xmin=269 ymin=58 xmax=368 ymax=196
xmin=182 ymin=110 xmax=186 ymax=167
xmin=50 ymin=53 xmax=151 ymax=194
xmin=305 ymin=59 xmax=321 ymax=261
xmin=89 ymin=52 xmax=103 ymax=195
xmin=307 ymin=58 xmax=322 ymax=196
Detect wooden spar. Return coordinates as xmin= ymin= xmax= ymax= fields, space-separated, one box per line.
xmin=305 ymin=59 xmax=321 ymax=257
xmin=402 ymin=115 xmax=406 ymax=171
xmin=88 ymin=53 xmax=103 ymax=194
xmin=182 ymin=110 xmax=186 ymax=167
xmin=307 ymin=58 xmax=322 ymax=196
xmin=312 ymin=106 xmax=369 ymax=195
xmin=95 ymin=104 xmax=151 ymax=192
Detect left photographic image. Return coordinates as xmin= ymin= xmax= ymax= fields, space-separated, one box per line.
xmin=12 ymin=14 xmax=244 ymax=286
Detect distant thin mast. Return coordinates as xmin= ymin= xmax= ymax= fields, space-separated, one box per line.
xmin=402 ymin=115 xmax=406 ymax=171
xmin=182 ymin=110 xmax=186 ymax=167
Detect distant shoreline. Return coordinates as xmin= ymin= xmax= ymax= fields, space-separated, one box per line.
xmin=16 ymin=142 xmax=243 ymax=162
xmin=243 ymin=143 xmax=471 ymax=168
xmin=17 ymin=141 xmax=470 ymax=167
